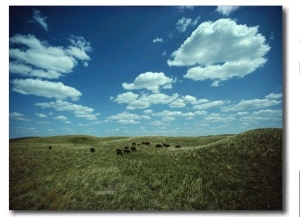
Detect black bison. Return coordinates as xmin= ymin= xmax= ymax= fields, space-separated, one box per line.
xmin=90 ymin=148 xmax=95 ymax=153
xmin=48 ymin=146 xmax=52 ymax=150
xmin=175 ymin=145 xmax=181 ymax=148
xmin=155 ymin=144 xmax=163 ymax=148
xmin=142 ymin=141 xmax=150 ymax=146
xmin=124 ymin=146 xmax=130 ymax=149
xmin=132 ymin=142 xmax=136 ymax=146
xmin=124 ymin=149 xmax=131 ymax=154
xmin=131 ymin=146 xmax=137 ymax=151
xmin=116 ymin=149 xmax=123 ymax=156
xmin=163 ymin=143 xmax=170 ymax=148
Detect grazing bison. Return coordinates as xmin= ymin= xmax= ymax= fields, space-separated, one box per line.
xmin=116 ymin=149 xmax=123 ymax=156
xmin=175 ymin=145 xmax=181 ymax=148
xmin=124 ymin=146 xmax=130 ymax=149
xmin=90 ymin=148 xmax=95 ymax=153
xmin=163 ymin=143 xmax=170 ymax=148
xmin=155 ymin=144 xmax=163 ymax=148
xmin=142 ymin=141 xmax=150 ymax=146
xmin=131 ymin=146 xmax=137 ymax=151
xmin=132 ymin=142 xmax=136 ymax=146
xmin=124 ymin=149 xmax=131 ymax=154
xmin=48 ymin=146 xmax=52 ymax=150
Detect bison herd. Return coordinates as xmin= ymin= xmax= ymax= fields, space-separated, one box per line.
xmin=48 ymin=141 xmax=182 ymax=155
xmin=115 ymin=142 xmax=181 ymax=156
xmin=88 ymin=142 xmax=181 ymax=155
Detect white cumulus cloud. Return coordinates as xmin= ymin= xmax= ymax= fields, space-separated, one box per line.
xmin=133 ymin=93 xmax=178 ymax=110
xmin=143 ymin=109 xmax=153 ymax=114
xmin=177 ymin=6 xmax=194 ymax=12
xmin=204 ymin=113 xmax=236 ymax=123
xmin=107 ymin=111 xmax=141 ymax=124
xmin=54 ymin=115 xmax=68 ymax=121
xmin=122 ymin=72 xmax=175 ymax=93
xmin=265 ymin=93 xmax=282 ymax=100
xmin=221 ymin=94 xmax=282 ymax=112
xmin=239 ymin=109 xmax=282 ymax=124
xmin=35 ymin=113 xmax=47 ymax=118
xmin=168 ymin=18 xmax=271 ymax=86
xmin=153 ymin=110 xmax=195 ymax=119
xmin=193 ymin=100 xmax=226 ymax=110
xmin=9 ymin=112 xmax=30 ymax=121
xmin=9 ymin=34 xmax=92 ymax=79
xmin=66 ymin=36 xmax=92 ymax=61
xmin=9 ymin=62 xmax=62 ymax=79
xmin=32 ymin=9 xmax=48 ymax=31
xmin=169 ymin=95 xmax=204 ymax=108
xmin=153 ymin=37 xmax=164 ymax=43
xmin=112 ymin=92 xmax=139 ymax=104
xmin=35 ymin=100 xmax=99 ymax=121
xmin=11 ymin=79 xmax=82 ymax=101
xmin=112 ymin=91 xmax=179 ymax=110
xmin=216 ymin=6 xmax=240 ymax=16
xmin=176 ymin=16 xmax=200 ymax=33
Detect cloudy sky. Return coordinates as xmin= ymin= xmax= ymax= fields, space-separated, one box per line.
xmin=9 ymin=6 xmax=282 ymax=138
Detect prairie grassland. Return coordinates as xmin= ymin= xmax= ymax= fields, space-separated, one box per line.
xmin=9 ymin=128 xmax=282 ymax=210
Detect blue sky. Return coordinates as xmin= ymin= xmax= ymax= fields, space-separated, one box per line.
xmin=9 ymin=6 xmax=282 ymax=139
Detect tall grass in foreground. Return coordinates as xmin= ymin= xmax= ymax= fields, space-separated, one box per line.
xmin=9 ymin=128 xmax=282 ymax=210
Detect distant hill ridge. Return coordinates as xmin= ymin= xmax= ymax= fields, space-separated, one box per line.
xmin=10 ymin=128 xmax=282 ymax=147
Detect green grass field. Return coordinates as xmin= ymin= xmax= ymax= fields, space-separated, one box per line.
xmin=9 ymin=128 xmax=282 ymax=210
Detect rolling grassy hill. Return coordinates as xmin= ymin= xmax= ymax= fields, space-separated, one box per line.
xmin=9 ymin=128 xmax=282 ymax=210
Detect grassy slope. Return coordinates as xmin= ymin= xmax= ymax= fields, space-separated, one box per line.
xmin=9 ymin=128 xmax=282 ymax=210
